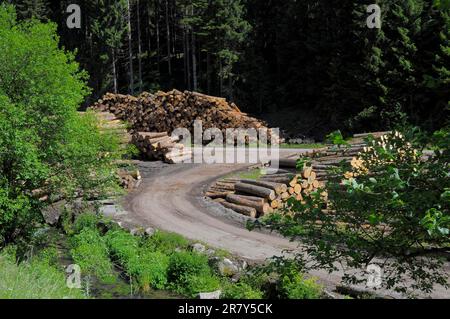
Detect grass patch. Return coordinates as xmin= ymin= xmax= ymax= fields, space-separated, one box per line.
xmin=279 ymin=143 xmax=325 ymax=149
xmin=228 ymin=168 xmax=262 ymax=181
xmin=0 ymin=248 xmax=85 ymax=299
xmin=144 ymin=230 xmax=190 ymax=253
xmin=105 ymin=229 xmax=171 ymax=291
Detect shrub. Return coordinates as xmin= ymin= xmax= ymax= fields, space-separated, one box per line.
xmin=145 ymin=230 xmax=190 ymax=253
xmin=183 ymin=274 xmax=221 ymax=297
xmin=0 ymin=5 xmax=122 ymax=245
xmin=222 ymin=282 xmax=264 ymax=299
xmin=105 ymin=229 xmax=139 ymax=265
xmin=127 ymin=251 xmax=169 ymax=291
xmin=257 ymin=130 xmax=450 ymax=294
xmin=72 ymin=213 xmax=102 ymax=234
xmin=168 ymin=251 xmax=211 ymax=287
xmin=70 ymin=228 xmax=116 ymax=284
xmin=106 ymin=229 xmax=170 ymax=291
xmin=279 ymin=273 xmax=322 ymax=299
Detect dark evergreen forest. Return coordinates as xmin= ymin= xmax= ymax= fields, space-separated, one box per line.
xmin=5 ymin=0 xmax=449 ymax=138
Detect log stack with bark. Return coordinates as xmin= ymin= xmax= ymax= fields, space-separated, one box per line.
xmin=92 ymin=111 xmax=141 ymax=189
xmin=91 ymin=89 xmax=281 ymax=145
xmin=207 ymin=132 xmax=390 ymax=218
xmin=131 ymin=132 xmax=192 ymax=164
xmin=206 ymin=165 xmax=326 ymax=218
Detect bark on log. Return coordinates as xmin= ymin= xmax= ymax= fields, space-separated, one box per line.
xmin=234 ymin=183 xmax=276 ymax=200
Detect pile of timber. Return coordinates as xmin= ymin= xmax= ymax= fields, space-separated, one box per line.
xmin=205 ymin=166 xmax=326 ymax=218
xmin=132 ymin=132 xmax=192 ymax=164
xmin=90 ymin=111 xmax=141 ymax=189
xmin=207 ymin=132 xmax=392 ymax=218
xmin=91 ymin=90 xmax=280 ymax=144
xmin=92 ymin=111 xmax=133 ymax=149
xmin=272 ymin=132 xmax=391 ymax=183
xmin=117 ymin=167 xmax=142 ymax=190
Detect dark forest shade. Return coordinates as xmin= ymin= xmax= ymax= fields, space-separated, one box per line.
xmin=7 ymin=0 xmax=450 ymax=138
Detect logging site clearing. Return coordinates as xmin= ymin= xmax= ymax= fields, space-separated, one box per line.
xmin=86 ymin=90 xmax=449 ymax=299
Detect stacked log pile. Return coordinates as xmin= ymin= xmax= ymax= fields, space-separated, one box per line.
xmin=92 ymin=111 xmax=141 ymax=189
xmin=206 ymin=166 xmax=326 ymax=218
xmin=207 ymin=132 xmax=390 ymax=218
xmin=91 ymin=90 xmax=280 ymax=144
xmin=132 ymin=132 xmax=192 ymax=164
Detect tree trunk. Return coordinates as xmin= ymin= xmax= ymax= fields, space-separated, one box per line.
xmin=206 ymin=51 xmax=211 ymax=94
xmin=112 ymin=49 xmax=118 ymax=93
xmin=165 ymin=0 xmax=171 ymax=76
xmin=234 ymin=183 xmax=276 ymax=200
xmin=136 ymin=0 xmax=143 ymax=91
xmin=191 ymin=5 xmax=197 ymax=91
xmin=147 ymin=1 xmax=152 ymax=74
xmin=127 ymin=0 xmax=134 ymax=95
xmin=220 ymin=201 xmax=257 ymax=218
xmin=225 ymin=194 xmax=270 ymax=215
xmin=155 ymin=0 xmax=161 ymax=74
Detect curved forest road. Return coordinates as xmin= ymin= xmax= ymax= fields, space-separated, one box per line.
xmin=122 ymin=155 xmax=449 ymax=298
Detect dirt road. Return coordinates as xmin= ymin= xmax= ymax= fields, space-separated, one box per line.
xmin=122 ymin=155 xmax=449 ymax=298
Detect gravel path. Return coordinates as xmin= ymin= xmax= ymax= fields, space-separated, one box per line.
xmin=121 ymin=155 xmax=449 ymax=298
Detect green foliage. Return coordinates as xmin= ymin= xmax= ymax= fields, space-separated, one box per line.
xmin=70 ymin=228 xmax=116 ymax=284
xmin=105 ymin=229 xmax=170 ymax=291
xmin=0 ymin=248 xmax=85 ymax=299
xmin=0 ymin=5 xmax=123 ymax=245
xmin=183 ymin=273 xmax=221 ymax=297
xmin=72 ymin=212 xmax=102 ymax=234
xmin=256 ymin=130 xmax=449 ymax=295
xmin=132 ymin=251 xmax=170 ymax=290
xmin=222 ymin=282 xmax=263 ymax=299
xmin=326 ymin=130 xmax=350 ymax=147
xmin=105 ymin=229 xmax=139 ymax=266
xmin=279 ymin=273 xmax=322 ymax=299
xmin=144 ymin=230 xmax=190 ymax=253
xmin=167 ymin=251 xmax=211 ymax=285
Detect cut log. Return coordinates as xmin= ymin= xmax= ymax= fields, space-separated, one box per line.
xmin=220 ymin=201 xmax=257 ymax=218
xmin=234 ymin=183 xmax=276 ymax=201
xmin=302 ymin=167 xmax=313 ymax=179
xmin=206 ymin=191 xmax=230 ymax=199
xmin=226 ymin=194 xmax=271 ymax=214
xmin=240 ymin=179 xmax=285 ymax=195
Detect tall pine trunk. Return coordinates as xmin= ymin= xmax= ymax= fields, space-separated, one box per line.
xmin=127 ymin=0 xmax=134 ymax=95
xmin=191 ymin=5 xmax=197 ymax=91
xmin=137 ymin=0 xmax=143 ymax=91
xmin=112 ymin=49 xmax=118 ymax=93
xmin=156 ymin=0 xmax=161 ymax=75
xmin=165 ymin=0 xmax=172 ymax=76
xmin=147 ymin=1 xmax=153 ymax=74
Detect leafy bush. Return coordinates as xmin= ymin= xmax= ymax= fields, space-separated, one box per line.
xmin=258 ymin=130 xmax=450 ymax=294
xmin=0 ymin=5 xmax=123 ymax=245
xmin=72 ymin=212 xmax=102 ymax=234
xmin=168 ymin=251 xmax=211 ymax=288
xmin=70 ymin=228 xmax=116 ymax=284
xmin=106 ymin=229 xmax=170 ymax=291
xmin=144 ymin=230 xmax=190 ymax=253
xmin=222 ymin=282 xmax=264 ymax=299
xmin=279 ymin=273 xmax=322 ymax=299
xmin=105 ymin=229 xmax=139 ymax=264
xmin=127 ymin=251 xmax=170 ymax=291
xmin=183 ymin=274 xmax=222 ymax=297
